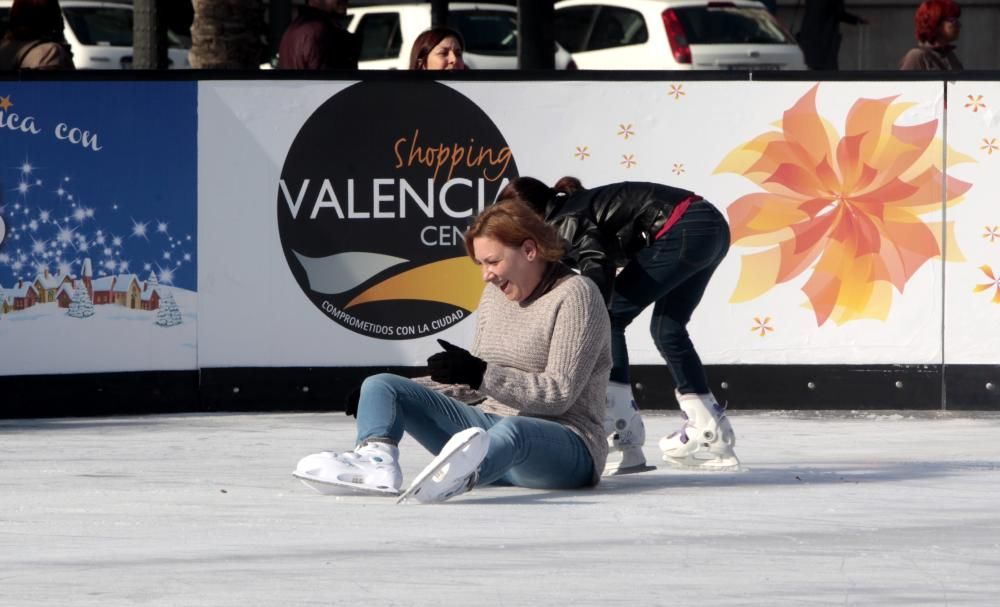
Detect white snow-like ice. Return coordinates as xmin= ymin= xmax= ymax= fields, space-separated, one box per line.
xmin=1 ymin=410 xmax=998 ymax=605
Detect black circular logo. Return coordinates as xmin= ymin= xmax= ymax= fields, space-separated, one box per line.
xmin=277 ymin=81 xmax=518 ymax=339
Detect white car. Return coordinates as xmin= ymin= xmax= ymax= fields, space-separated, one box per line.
xmin=347 ymin=2 xmax=576 ymax=70
xmin=553 ymin=0 xmax=806 ymax=70
xmin=0 ymin=0 xmax=190 ymax=69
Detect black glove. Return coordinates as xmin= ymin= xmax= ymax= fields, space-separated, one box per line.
xmin=427 ymin=339 xmax=487 ymax=389
xmin=343 ymin=385 xmax=361 ymax=418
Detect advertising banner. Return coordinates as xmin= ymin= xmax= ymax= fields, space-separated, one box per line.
xmin=200 ymin=79 xmax=966 ymax=368
xmin=943 ymin=81 xmax=1000 ymax=365
xmin=0 ymin=82 xmax=197 ymax=375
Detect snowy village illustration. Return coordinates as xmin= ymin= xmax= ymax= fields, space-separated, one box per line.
xmin=0 ymin=257 xmax=182 ymax=326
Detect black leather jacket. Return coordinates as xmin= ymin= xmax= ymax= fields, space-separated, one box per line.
xmin=542 ymin=182 xmax=700 ymax=303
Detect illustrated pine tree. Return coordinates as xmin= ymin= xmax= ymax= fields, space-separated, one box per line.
xmin=67 ymin=283 xmax=95 ymax=318
xmin=156 ymin=290 xmax=183 ymax=327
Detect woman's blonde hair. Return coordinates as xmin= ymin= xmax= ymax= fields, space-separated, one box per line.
xmin=464 ymin=200 xmax=564 ymax=262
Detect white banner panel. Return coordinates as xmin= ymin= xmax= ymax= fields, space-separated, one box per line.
xmin=943 ymin=82 xmax=1000 ymax=365
xmin=198 ymin=79 xmax=948 ymax=368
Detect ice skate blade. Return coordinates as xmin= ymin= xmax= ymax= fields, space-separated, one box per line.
xmin=660 ymin=454 xmax=742 ymax=472
xmin=398 ymin=427 xmax=487 ymax=505
xmin=293 ymin=471 xmax=400 ymax=496
xmin=602 ymin=462 xmax=657 ymax=476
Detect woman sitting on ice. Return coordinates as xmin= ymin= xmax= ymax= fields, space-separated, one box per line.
xmin=294 ymin=200 xmax=612 ymax=503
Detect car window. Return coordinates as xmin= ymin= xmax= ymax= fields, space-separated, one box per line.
xmin=554 ymin=6 xmax=596 ymax=54
xmin=449 ymin=10 xmax=517 ymax=56
xmin=587 ymin=6 xmax=647 ymax=51
xmin=63 ymin=6 xmax=133 ymax=46
xmin=673 ymin=6 xmax=795 ymax=44
xmin=356 ymin=12 xmax=402 ymax=61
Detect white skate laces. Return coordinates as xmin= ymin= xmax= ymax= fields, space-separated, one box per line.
xmin=658 ymin=392 xmax=740 ymax=470
xmin=603 ymin=382 xmax=655 ymax=476
xmin=293 ymin=440 xmax=403 ymax=496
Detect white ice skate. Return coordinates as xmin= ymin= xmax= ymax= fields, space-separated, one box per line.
xmin=293 ymin=441 xmax=402 ymax=496
xmin=397 ymin=427 xmax=489 ymax=504
xmin=658 ymin=391 xmax=740 ymax=470
xmin=603 ymin=381 xmax=656 ymax=476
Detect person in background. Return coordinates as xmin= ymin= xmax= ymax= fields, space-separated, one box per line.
xmin=0 ymin=0 xmax=74 ymax=70
xmin=278 ymin=0 xmax=359 ymax=70
xmin=497 ymin=177 xmax=739 ymax=474
xmin=409 ymin=26 xmax=466 ymax=70
xmin=294 ymin=200 xmax=611 ymax=504
xmin=899 ymin=0 xmax=963 ymax=70
xmin=795 ymin=0 xmax=867 ymax=70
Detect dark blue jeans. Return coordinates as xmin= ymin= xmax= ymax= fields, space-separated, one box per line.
xmin=608 ymin=200 xmax=730 ymax=394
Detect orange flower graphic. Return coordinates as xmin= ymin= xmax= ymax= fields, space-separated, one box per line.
xmin=716 ymin=85 xmax=973 ymax=325
xmin=973 ymin=265 xmax=1000 ymax=303
xmin=668 ymin=84 xmax=686 ymax=100
xmin=984 ymin=226 xmax=999 ymax=243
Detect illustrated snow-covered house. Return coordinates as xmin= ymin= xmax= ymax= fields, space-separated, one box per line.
xmin=10 ymin=279 xmax=37 ymax=311
xmin=113 ymin=273 xmax=141 ymax=309
xmin=139 ymin=271 xmax=161 ymax=311
xmin=91 ymin=275 xmax=116 ymax=305
xmin=56 ymin=282 xmax=76 ymax=308
xmin=140 ymin=283 xmax=160 ymax=311
xmin=32 ymin=269 xmax=73 ymax=304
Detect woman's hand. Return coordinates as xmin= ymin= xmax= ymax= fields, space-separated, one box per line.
xmin=427 ymin=339 xmax=487 ymax=389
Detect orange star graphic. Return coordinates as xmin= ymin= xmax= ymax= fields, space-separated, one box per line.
xmin=620 ymin=154 xmax=636 ymax=169
xmin=751 ymin=316 xmax=774 ymax=336
xmin=574 ymin=145 xmax=590 ymax=160
xmin=983 ymin=226 xmax=999 ymax=243
xmin=973 ymin=265 xmax=1000 ymax=303
xmin=0 ymin=96 xmax=12 ymax=111
xmin=982 ymin=138 xmax=999 ymax=155
xmin=965 ymin=94 xmax=986 ymax=112
xmin=668 ymin=84 xmax=686 ymax=100
xmin=617 ymin=123 xmax=635 ymax=140
xmin=672 ymin=163 xmax=685 ymax=175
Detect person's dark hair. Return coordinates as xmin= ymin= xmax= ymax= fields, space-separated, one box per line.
xmin=496 ymin=176 xmax=584 ymax=215
xmin=5 ymin=0 xmax=67 ymax=42
xmin=915 ymin=0 xmax=961 ymax=44
xmin=409 ymin=26 xmax=465 ymax=70
xmin=464 ymin=199 xmax=565 ymax=263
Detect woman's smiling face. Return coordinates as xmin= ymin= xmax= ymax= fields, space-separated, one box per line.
xmin=473 ymin=235 xmax=543 ymax=302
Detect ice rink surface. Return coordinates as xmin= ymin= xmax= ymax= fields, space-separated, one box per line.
xmin=2 ymin=410 xmax=999 ymax=606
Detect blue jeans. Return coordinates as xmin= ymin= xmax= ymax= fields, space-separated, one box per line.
xmin=355 ymin=373 xmax=594 ymax=489
xmin=608 ymin=200 xmax=730 ymax=394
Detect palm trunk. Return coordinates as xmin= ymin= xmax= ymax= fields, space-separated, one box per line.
xmin=189 ymin=0 xmax=264 ymax=69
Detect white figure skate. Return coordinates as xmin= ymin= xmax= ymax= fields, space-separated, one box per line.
xmin=398 ymin=427 xmax=489 ymax=504
xmin=659 ymin=391 xmax=740 ymax=470
xmin=293 ymin=441 xmax=402 ymax=496
xmin=603 ymin=381 xmax=655 ymax=476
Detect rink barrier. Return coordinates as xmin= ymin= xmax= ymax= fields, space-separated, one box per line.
xmin=3 ymin=70 xmax=1000 ymax=417
xmin=1 ymin=364 xmax=997 ymax=418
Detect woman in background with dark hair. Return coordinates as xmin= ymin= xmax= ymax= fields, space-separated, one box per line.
xmin=498 ymin=176 xmax=739 ymax=475
xmin=0 ymin=0 xmax=74 ymax=70
xmin=409 ymin=26 xmax=465 ymax=70
xmin=900 ymin=0 xmax=963 ymax=70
